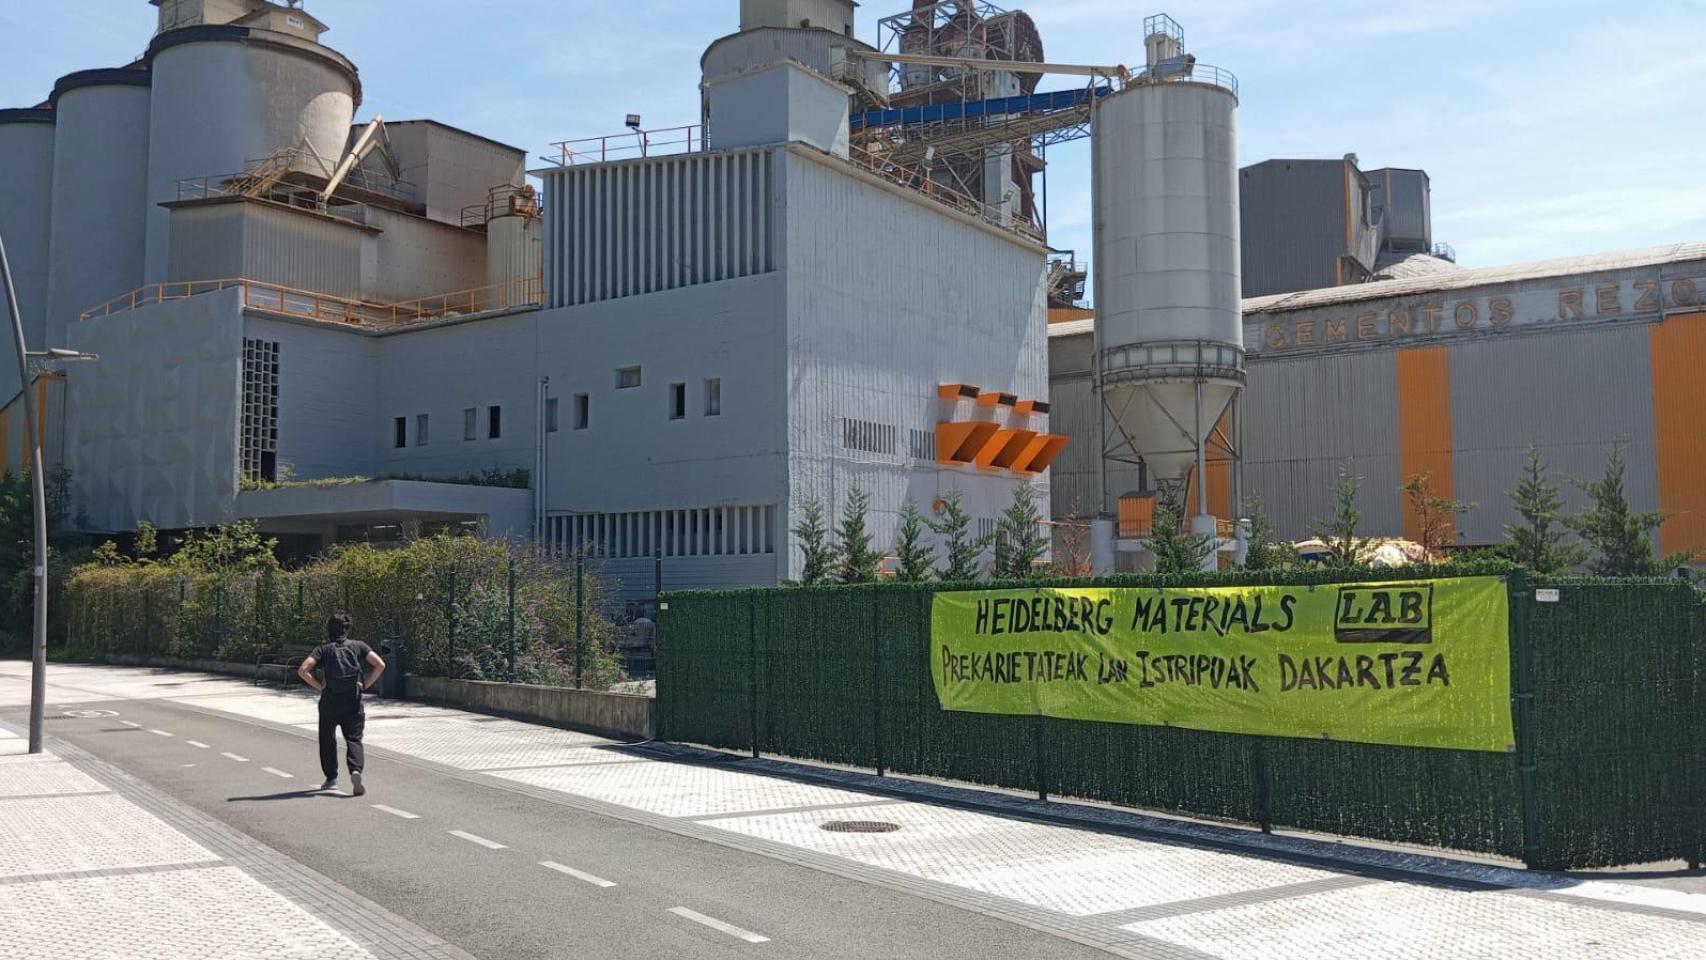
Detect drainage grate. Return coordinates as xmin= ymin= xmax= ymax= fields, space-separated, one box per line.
xmin=820 ymin=820 xmax=901 ymax=834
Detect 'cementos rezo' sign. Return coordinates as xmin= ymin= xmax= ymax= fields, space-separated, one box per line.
xmin=1245 ymin=267 xmax=1706 ymax=356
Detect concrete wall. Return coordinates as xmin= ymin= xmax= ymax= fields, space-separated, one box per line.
xmin=408 ymin=675 xmax=654 ymax=741
xmin=357 ymin=206 xmax=487 ymax=303
xmin=781 ymin=147 xmax=1052 ymax=576
xmin=245 ymin=315 xmax=379 ymax=481
xmin=66 ymin=287 xmax=245 ymax=530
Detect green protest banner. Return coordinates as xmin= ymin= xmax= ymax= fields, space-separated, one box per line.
xmin=930 ymin=577 xmax=1514 ymax=752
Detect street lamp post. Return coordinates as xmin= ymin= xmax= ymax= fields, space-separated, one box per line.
xmin=1 ymin=231 xmax=98 ymax=755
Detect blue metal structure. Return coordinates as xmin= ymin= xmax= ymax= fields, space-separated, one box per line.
xmin=849 ymin=85 xmax=1111 ymax=135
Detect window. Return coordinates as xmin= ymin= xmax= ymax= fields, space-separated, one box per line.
xmin=669 ymin=383 xmax=686 ymax=420
xmin=394 ymin=417 xmax=407 ymax=449
xmin=545 ymin=397 xmax=559 ymax=433
xmin=616 ymin=366 xmax=641 ymax=389
xmin=574 ymin=393 xmax=589 ymax=430
xmin=704 ymin=378 xmax=721 ymax=416
xmin=463 ymin=408 xmax=476 ymax=441
xmin=415 ymin=414 xmax=429 ymax=446
xmin=488 ymin=405 xmax=502 ymax=439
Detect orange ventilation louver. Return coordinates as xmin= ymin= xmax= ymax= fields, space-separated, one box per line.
xmin=936 ymin=421 xmax=1000 ymax=466
xmin=974 ymin=429 xmax=1038 ymax=472
xmin=1012 ymin=434 xmax=1069 ymax=475
xmin=938 ymin=383 xmax=981 ymax=402
xmin=1118 ymin=493 xmax=1157 ymax=539
xmin=1014 ymin=399 xmax=1051 ymax=415
xmin=976 ymin=391 xmax=1018 ymax=409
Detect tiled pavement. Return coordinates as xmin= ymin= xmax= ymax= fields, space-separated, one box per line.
xmin=0 ymin=724 xmax=470 ymax=960
xmin=6 ymin=663 xmax=1705 ymax=959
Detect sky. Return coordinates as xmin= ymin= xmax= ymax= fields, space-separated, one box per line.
xmin=5 ymin=0 xmax=1706 ymax=278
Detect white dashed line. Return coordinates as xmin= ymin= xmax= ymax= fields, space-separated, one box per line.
xmin=371 ymin=805 xmax=420 ymax=820
xmin=448 ymin=830 xmax=506 ymax=850
xmin=668 ymin=907 xmax=769 ymax=944
xmin=147 ymin=729 xmax=173 ymax=737
xmin=261 ymin=767 xmax=294 ymax=779
xmin=185 ymin=740 xmax=210 ymax=749
xmin=119 ymin=720 xmax=142 ymax=728
xmin=539 ymin=861 xmax=616 ymax=888
xmin=221 ymin=752 xmax=249 ymax=763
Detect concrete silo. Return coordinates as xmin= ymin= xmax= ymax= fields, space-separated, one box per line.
xmin=0 ymin=108 xmax=56 ymax=401
xmin=45 ymin=69 xmax=153 ymax=348
xmin=141 ymin=23 xmax=359 ymax=281
xmin=1090 ymin=15 xmax=1243 ymax=560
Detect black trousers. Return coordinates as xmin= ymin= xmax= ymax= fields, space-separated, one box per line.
xmin=318 ymin=694 xmax=366 ymax=778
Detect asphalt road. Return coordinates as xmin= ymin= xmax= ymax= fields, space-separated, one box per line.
xmin=8 ymin=691 xmax=1122 ymax=960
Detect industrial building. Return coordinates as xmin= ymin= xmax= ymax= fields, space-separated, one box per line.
xmin=4 ymin=0 xmax=1109 ymax=598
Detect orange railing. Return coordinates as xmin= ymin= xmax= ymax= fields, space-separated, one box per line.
xmin=80 ymin=277 xmax=544 ymax=329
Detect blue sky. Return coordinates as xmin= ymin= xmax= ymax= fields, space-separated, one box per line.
xmin=6 ymin=0 xmax=1705 ymax=276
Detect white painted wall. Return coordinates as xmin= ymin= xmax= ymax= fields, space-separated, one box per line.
xmin=245 ymin=315 xmax=379 ymax=482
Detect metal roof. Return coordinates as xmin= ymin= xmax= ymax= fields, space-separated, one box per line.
xmin=1245 ymin=241 xmax=1706 ymax=315
xmin=1369 ymin=250 xmax=1462 ymax=282
xmin=1047 ymin=240 xmax=1706 ymax=338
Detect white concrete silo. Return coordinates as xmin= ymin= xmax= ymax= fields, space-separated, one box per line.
xmin=141 ymin=24 xmax=358 ymax=282
xmin=45 ymin=69 xmax=153 ymax=348
xmin=0 ymin=108 xmax=57 ymax=402
xmin=1090 ymin=17 xmax=1242 ymax=545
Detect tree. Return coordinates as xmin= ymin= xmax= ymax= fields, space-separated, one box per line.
xmin=835 ymin=485 xmax=881 ymax=583
xmin=1505 ymin=445 xmax=1587 ymax=573
xmin=892 ymin=501 xmax=935 ymax=582
xmin=1051 ymin=514 xmax=1093 ymax=577
xmin=790 ymin=499 xmax=837 ymax=586
xmin=1568 ymin=444 xmax=1689 ymax=576
xmin=1240 ymin=493 xmax=1293 ymax=570
xmin=992 ymin=484 xmax=1048 ymax=579
xmin=1404 ymin=471 xmax=1474 ymax=560
xmin=1312 ymin=462 xmax=1371 ymax=567
xmin=929 ymin=491 xmax=987 ymax=582
xmin=1148 ymin=486 xmax=1216 ymax=574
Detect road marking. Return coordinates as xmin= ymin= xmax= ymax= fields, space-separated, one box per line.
xmin=184 ymin=740 xmax=210 ymax=749
xmin=539 ymin=861 xmax=616 ymax=888
xmin=261 ymin=767 xmax=294 ymax=779
xmin=221 ymin=752 xmax=249 ymax=763
xmin=668 ymin=907 xmax=769 ymax=944
xmin=448 ymin=830 xmax=506 ymax=850
xmin=148 ymin=729 xmax=173 ymax=737
xmin=119 ymin=721 xmax=142 ymax=728
xmin=371 ymin=805 xmax=420 ymax=820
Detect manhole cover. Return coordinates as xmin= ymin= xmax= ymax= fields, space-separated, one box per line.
xmin=61 ymin=709 xmax=118 ymax=719
xmin=820 ymin=820 xmax=901 ymax=834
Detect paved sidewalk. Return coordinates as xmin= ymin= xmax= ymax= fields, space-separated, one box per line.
xmin=7 ymin=662 xmax=1705 ymax=959
xmin=0 ymin=721 xmax=470 ymax=960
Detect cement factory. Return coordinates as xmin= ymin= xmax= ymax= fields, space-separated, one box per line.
xmin=3 ymin=0 xmax=1703 ymax=593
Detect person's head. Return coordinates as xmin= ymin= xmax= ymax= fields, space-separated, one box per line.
xmin=326 ymin=611 xmax=352 ymax=642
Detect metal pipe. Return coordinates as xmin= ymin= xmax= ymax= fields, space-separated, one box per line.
xmin=1195 ymin=379 xmax=1207 ymax=517
xmin=0 ymin=229 xmax=47 ymax=754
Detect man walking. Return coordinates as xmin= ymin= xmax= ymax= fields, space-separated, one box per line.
xmin=297 ymin=612 xmax=385 ymax=795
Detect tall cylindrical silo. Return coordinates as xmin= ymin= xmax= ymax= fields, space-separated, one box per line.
xmin=142 ymin=24 xmax=359 ymax=282
xmin=1090 ymin=69 xmax=1242 ymax=506
xmin=0 ymin=108 xmax=57 ymax=401
xmin=46 ymin=69 xmax=153 ymax=348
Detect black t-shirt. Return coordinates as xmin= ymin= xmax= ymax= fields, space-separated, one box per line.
xmin=310 ymin=639 xmax=373 ymax=699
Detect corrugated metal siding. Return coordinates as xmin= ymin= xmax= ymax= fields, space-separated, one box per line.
xmin=360 ymin=207 xmax=486 ymax=303
xmin=1239 ymin=160 xmax=1346 ymax=298
xmin=542 ymin=147 xmax=775 ymax=309
xmin=1395 ymin=346 xmax=1455 ymax=541
xmin=1646 ymin=312 xmax=1706 ymax=555
xmin=1448 ymin=323 xmax=1659 ymax=544
xmin=1242 ymin=349 xmax=1403 ymax=539
xmin=167 ymin=202 xmax=366 ymax=299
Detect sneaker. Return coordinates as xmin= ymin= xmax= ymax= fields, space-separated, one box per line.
xmin=320 ymin=777 xmax=338 ymax=792
xmin=350 ymin=771 xmax=365 ymax=797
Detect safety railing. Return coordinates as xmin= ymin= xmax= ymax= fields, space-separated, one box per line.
xmin=546 ymin=125 xmax=703 ymax=166
xmin=844 ymin=142 xmax=1047 ymax=244
xmin=80 ymin=277 xmax=544 ymax=329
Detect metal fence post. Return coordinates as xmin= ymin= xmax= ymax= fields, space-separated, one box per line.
xmin=749 ymin=591 xmax=760 ymax=759
xmin=574 ymin=554 xmax=585 ymax=689
xmin=1510 ymin=572 xmax=1543 ymax=869
xmin=1253 ymin=738 xmax=1273 ymax=833
xmin=445 ymin=565 xmax=458 ymax=679
xmin=1033 ymin=711 xmax=1049 ymax=803
xmin=872 ymin=587 xmax=884 ymax=778
xmin=654 ymin=549 xmax=663 ymax=617
xmin=213 ymin=582 xmax=224 ymax=659
xmin=506 ymin=555 xmax=517 ymax=681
